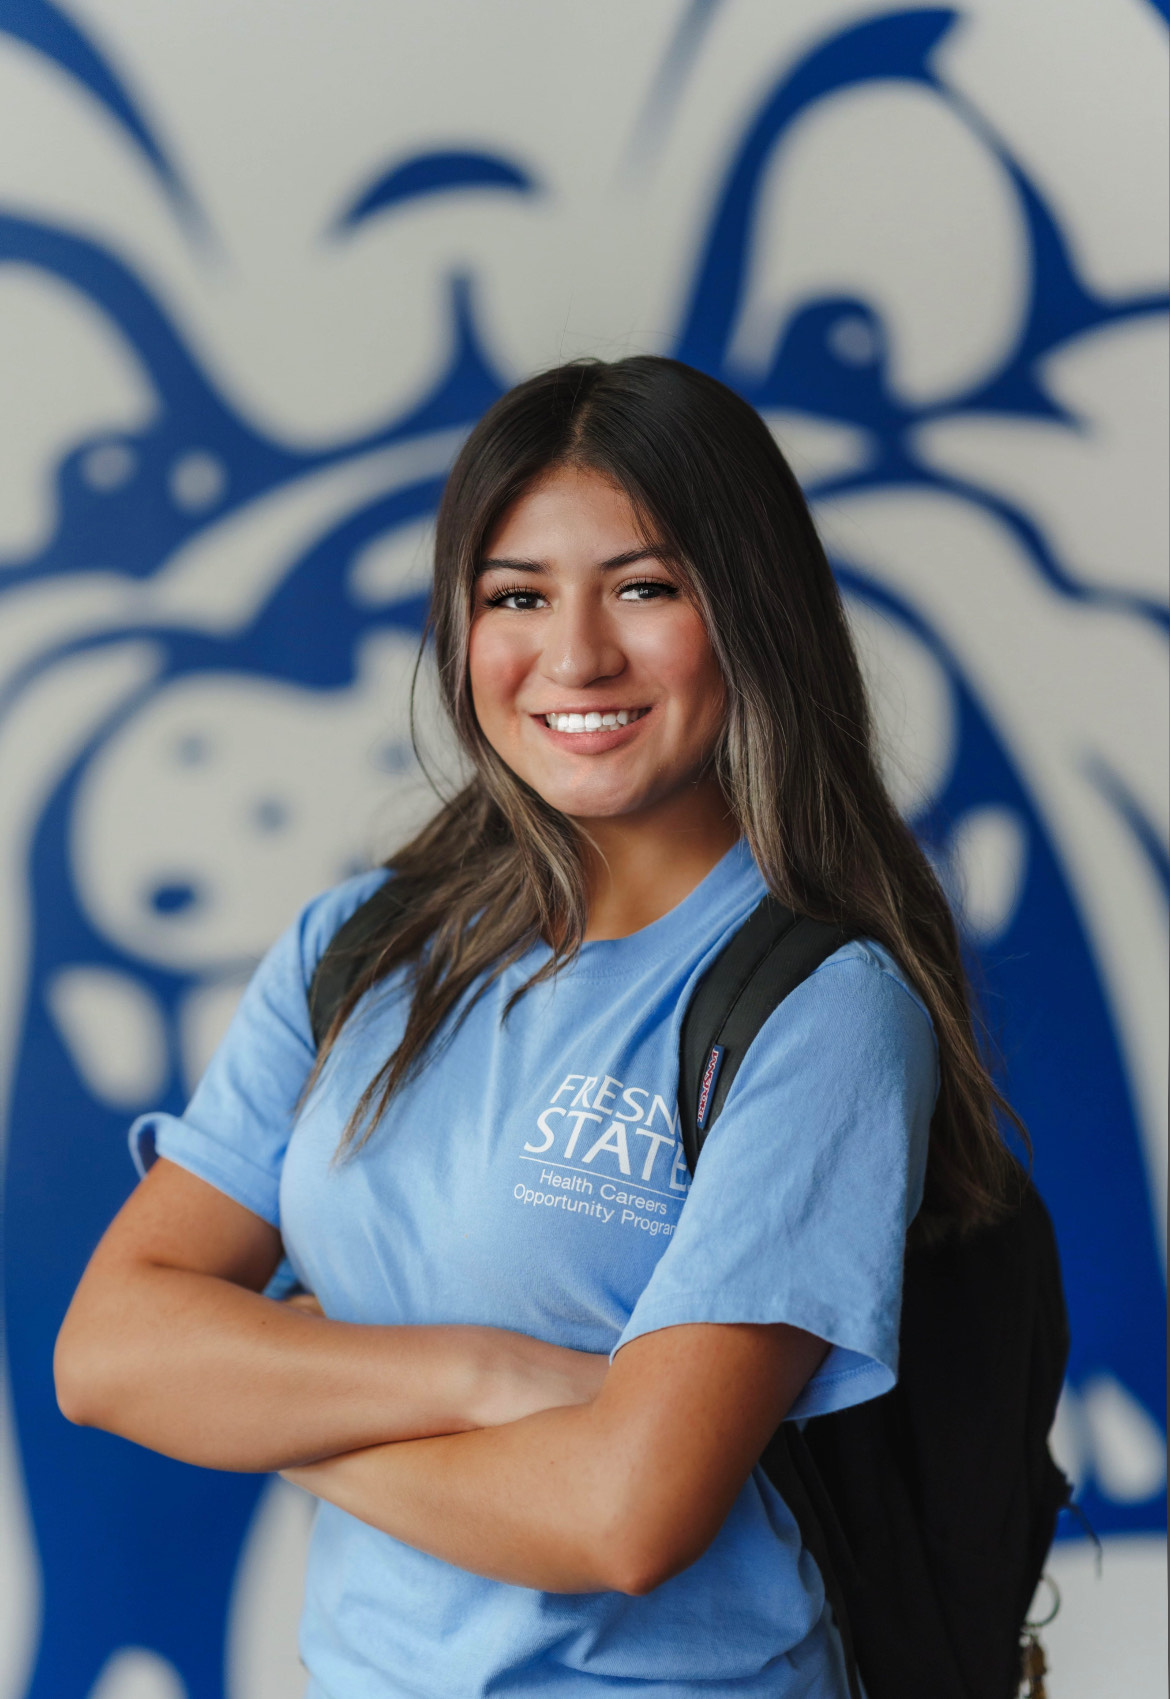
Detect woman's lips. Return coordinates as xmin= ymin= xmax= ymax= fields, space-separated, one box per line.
xmin=532 ymin=706 xmax=651 ymax=752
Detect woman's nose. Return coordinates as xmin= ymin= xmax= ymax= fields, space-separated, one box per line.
xmin=539 ymin=597 xmax=624 ymax=689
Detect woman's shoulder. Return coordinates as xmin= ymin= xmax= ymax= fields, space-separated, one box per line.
xmin=733 ymin=933 xmax=939 ymax=1100
xmin=811 ymin=936 xmax=934 ymax=1033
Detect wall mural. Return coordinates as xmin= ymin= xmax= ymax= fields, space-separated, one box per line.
xmin=0 ymin=3 xmax=1165 ymax=1695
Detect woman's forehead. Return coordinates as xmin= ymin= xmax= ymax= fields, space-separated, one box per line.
xmin=481 ymin=466 xmax=664 ymax=571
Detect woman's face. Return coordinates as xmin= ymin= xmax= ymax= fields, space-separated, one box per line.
xmin=468 ymin=464 xmax=726 ymax=824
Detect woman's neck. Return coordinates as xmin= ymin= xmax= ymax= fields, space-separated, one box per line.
xmin=577 ymin=779 xmax=741 ymax=941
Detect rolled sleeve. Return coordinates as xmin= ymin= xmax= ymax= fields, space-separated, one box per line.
xmin=128 ymin=869 xmax=389 ymax=1227
xmin=614 ymin=944 xmax=938 ymax=1420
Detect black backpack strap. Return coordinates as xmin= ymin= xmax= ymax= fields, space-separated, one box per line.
xmin=307 ymin=876 xmax=409 ymax=1049
xmin=678 ymin=894 xmax=862 ymax=1699
xmin=679 ymin=895 xmax=855 ymax=1165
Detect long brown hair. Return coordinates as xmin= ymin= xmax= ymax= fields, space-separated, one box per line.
xmin=314 ymin=356 xmax=1024 ymax=1239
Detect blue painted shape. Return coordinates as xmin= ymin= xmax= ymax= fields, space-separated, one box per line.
xmin=677 ymin=9 xmax=958 ymax=371
xmin=760 ymin=297 xmax=910 ymax=443
xmin=0 ymin=139 xmax=506 ymax=1699
xmin=8 ymin=795 xmax=258 ymax=1697
xmin=0 ymin=0 xmax=199 ymax=227
xmin=147 ymin=881 xmax=202 ymax=916
xmin=0 ymin=226 xmax=504 ymax=598
xmin=3 ymin=491 xmax=451 ymax=1691
xmin=252 ymin=798 xmax=290 ymax=833
xmin=0 ymin=212 xmax=303 ymax=585
xmin=676 ymin=7 xmax=1169 ymax=447
xmin=954 ymin=158 xmax=1169 ymax=415
xmin=1085 ymin=759 xmax=1170 ymax=893
xmin=628 ymin=0 xmax=726 ymax=158
xmin=841 ymin=572 xmax=1167 ymax=1538
xmin=675 ymin=5 xmax=1166 ymax=1541
xmin=334 ymin=149 xmax=539 ymax=232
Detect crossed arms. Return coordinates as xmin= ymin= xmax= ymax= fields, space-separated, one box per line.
xmin=55 ymin=1158 xmax=826 ymax=1595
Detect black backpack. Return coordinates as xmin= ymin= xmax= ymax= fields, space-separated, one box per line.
xmin=678 ymin=895 xmax=1072 ymax=1699
xmin=309 ymin=885 xmax=1072 ymax=1699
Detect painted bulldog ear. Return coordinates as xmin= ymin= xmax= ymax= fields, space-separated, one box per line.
xmin=721 ymin=76 xmax=1028 ymax=408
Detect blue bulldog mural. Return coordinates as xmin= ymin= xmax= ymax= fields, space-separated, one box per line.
xmin=0 ymin=3 xmax=1165 ymax=1694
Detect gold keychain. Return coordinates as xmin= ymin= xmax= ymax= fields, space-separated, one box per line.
xmin=1018 ymin=1575 xmax=1061 ymax=1699
xmin=1019 ymin=1631 xmax=1048 ymax=1699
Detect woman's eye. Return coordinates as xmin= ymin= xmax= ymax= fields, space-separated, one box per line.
xmin=618 ymin=579 xmax=677 ymax=602
xmin=486 ymin=586 xmax=545 ymax=611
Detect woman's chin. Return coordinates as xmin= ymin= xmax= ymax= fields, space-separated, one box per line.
xmin=520 ymin=769 xmax=657 ymax=823
xmin=519 ymin=752 xmax=721 ymax=828
xmin=548 ymin=789 xmax=653 ymax=824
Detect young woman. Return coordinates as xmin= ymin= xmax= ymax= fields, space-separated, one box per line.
xmin=56 ymin=357 xmax=1019 ymax=1697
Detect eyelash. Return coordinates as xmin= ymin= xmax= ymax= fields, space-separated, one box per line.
xmin=619 ymin=578 xmax=678 ymax=603
xmin=483 ymin=578 xmax=678 ymax=610
xmin=484 ymin=583 xmax=544 ymax=610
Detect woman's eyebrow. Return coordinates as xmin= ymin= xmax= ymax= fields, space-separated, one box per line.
xmin=599 ymin=547 xmax=674 ymax=570
xmin=477 ymin=556 xmax=549 ymax=576
xmin=476 ymin=547 xmax=672 ymax=576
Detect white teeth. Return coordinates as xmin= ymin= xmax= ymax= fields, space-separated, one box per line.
xmin=544 ymin=708 xmax=645 ymax=733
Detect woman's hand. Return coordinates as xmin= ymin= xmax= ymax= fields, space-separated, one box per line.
xmin=281 ymin=1290 xmax=325 ymax=1318
xmin=278 ymin=1286 xmax=607 ymax=1425
xmin=278 ymin=1285 xmax=608 ymax=1427
xmin=283 ymin=1319 xmax=828 ymax=1596
xmin=468 ymin=1333 xmax=609 ymax=1429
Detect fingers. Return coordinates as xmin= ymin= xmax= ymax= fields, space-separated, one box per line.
xmin=283 ymin=1290 xmax=325 ymax=1317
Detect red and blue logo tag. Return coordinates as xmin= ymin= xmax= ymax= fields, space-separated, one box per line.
xmin=695 ymin=1043 xmax=725 ymax=1132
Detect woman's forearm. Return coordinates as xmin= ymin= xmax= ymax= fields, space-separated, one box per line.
xmin=282 ymin=1321 xmax=827 ymax=1596
xmin=284 ymin=1406 xmax=626 ymax=1593
xmin=55 ymin=1263 xmax=604 ymax=1473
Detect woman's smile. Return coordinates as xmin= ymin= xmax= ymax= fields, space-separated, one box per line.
xmin=535 ymin=704 xmax=652 ymax=754
xmin=541 ymin=707 xmax=649 ymax=732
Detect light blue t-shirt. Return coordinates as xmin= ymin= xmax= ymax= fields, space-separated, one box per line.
xmin=131 ymin=841 xmax=936 ymax=1698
